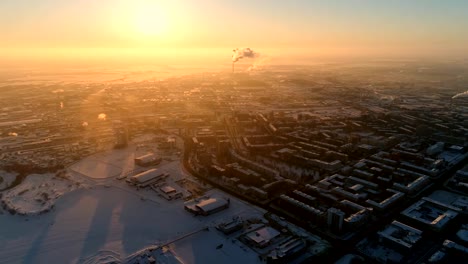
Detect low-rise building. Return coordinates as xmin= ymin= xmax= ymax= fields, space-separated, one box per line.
xmin=365 ymin=189 xmax=405 ymax=211
xmin=134 ymin=153 xmax=161 ymax=167
xmin=128 ymin=169 xmax=168 ymax=187
xmin=265 ymin=237 xmax=307 ymax=263
xmin=401 ymin=197 xmax=462 ymax=231
xmin=184 ymin=197 xmax=230 ymax=216
xmin=378 ymin=221 xmax=423 ymax=253
xmin=245 ymin=226 xmax=281 ymax=248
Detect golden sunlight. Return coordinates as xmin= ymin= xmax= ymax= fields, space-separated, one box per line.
xmin=133 ymin=2 xmax=169 ymax=38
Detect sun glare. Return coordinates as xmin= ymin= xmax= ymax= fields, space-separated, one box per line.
xmin=133 ymin=3 xmax=169 ymax=37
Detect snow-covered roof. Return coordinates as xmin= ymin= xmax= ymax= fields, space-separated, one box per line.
xmin=196 ymin=198 xmax=228 ymax=213
xmin=131 ymin=168 xmax=162 ymax=183
xmin=135 ymin=153 xmax=159 ymax=163
xmin=456 ymin=226 xmax=468 ymax=243
xmin=378 ymin=221 xmax=422 ymax=249
xmin=160 ymin=186 xmax=176 ymax=194
xmin=246 ymin=227 xmax=280 ymax=245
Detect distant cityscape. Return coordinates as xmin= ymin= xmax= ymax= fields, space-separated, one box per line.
xmin=0 ymin=61 xmax=467 ymax=263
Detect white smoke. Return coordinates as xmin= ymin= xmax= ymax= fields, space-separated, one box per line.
xmin=8 ymin=132 xmax=18 ymax=137
xmin=232 ymin=48 xmax=258 ymax=62
xmin=82 ymin=121 xmax=89 ymax=127
xmin=247 ymin=56 xmax=270 ymax=72
xmin=452 ymin=90 xmax=468 ymax=99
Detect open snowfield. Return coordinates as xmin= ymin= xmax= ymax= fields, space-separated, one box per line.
xmin=0 ymin=185 xmax=265 ymax=264
xmin=69 ymin=133 xmax=183 ymax=181
xmin=71 ymin=159 xmax=123 ymax=179
xmin=1 ymin=173 xmax=87 ymax=215
xmin=0 ymin=135 xmax=289 ymax=264
xmin=69 ymin=147 xmax=136 ymax=179
xmin=170 ymin=227 xmax=260 ymax=264
xmin=0 ymin=171 xmax=17 ymax=190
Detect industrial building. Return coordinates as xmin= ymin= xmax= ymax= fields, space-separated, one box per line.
xmin=216 ymin=218 xmax=244 ymax=235
xmin=184 ymin=197 xmax=230 ymax=216
xmin=244 ymin=226 xmax=281 ymax=248
xmin=158 ymin=185 xmax=183 ymax=200
xmin=128 ymin=168 xmax=168 ymax=187
xmin=134 ymin=153 xmax=162 ymax=167
xmin=265 ymin=237 xmax=307 ymax=263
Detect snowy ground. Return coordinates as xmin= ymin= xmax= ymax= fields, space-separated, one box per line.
xmin=69 ymin=134 xmax=180 ymax=180
xmin=0 ymin=134 xmax=267 ymax=264
xmin=0 ymin=171 xmax=17 ymax=190
xmin=70 ymin=147 xmax=137 ymax=179
xmin=0 ymin=186 xmax=264 ymax=264
xmin=170 ymin=227 xmax=260 ymax=264
xmin=0 ymin=134 xmax=324 ymax=263
xmin=1 ymin=172 xmax=87 ymax=215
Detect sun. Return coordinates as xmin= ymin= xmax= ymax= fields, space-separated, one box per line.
xmin=133 ymin=3 xmax=169 ymax=37
xmin=109 ymin=1 xmax=178 ymax=42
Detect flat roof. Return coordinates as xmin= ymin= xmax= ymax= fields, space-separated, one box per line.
xmin=131 ymin=168 xmax=162 ymax=183
xmin=196 ymin=198 xmax=228 ymax=212
xmin=160 ymin=186 xmax=176 ymax=194
xmin=135 ymin=153 xmax=160 ymax=163
xmin=401 ymin=197 xmax=461 ymax=229
xmin=246 ymin=226 xmax=280 ymax=245
xmin=378 ymin=221 xmax=422 ymax=249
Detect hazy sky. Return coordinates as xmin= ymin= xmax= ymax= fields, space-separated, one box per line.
xmin=1 ymin=0 xmax=468 ymax=66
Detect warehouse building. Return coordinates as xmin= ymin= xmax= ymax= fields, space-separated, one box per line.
xmin=184 ymin=197 xmax=230 ymax=216
xmin=128 ymin=168 xmax=168 ymax=187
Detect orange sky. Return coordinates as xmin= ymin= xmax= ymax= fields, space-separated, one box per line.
xmin=1 ymin=0 xmax=467 ymax=67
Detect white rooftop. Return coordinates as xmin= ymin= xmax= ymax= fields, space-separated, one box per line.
xmin=246 ymin=226 xmax=280 ymax=245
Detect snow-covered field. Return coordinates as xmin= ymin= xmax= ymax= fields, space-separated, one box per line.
xmin=170 ymin=227 xmax=260 ymax=264
xmin=1 ymin=172 xmax=87 ymax=215
xmin=0 ymin=185 xmax=265 ymax=264
xmin=71 ymin=159 xmax=123 ymax=179
xmin=0 ymin=135 xmax=319 ymax=264
xmin=0 ymin=171 xmax=17 ymax=190
xmin=69 ymin=147 xmax=136 ymax=179
xmin=69 ymin=139 xmax=170 ymax=180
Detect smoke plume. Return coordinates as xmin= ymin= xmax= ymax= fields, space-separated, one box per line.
xmin=452 ymin=90 xmax=468 ymax=99
xmin=8 ymin=132 xmax=18 ymax=137
xmin=82 ymin=121 xmax=89 ymax=127
xmin=232 ymin=48 xmax=258 ymax=63
xmin=247 ymin=56 xmax=270 ymax=72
